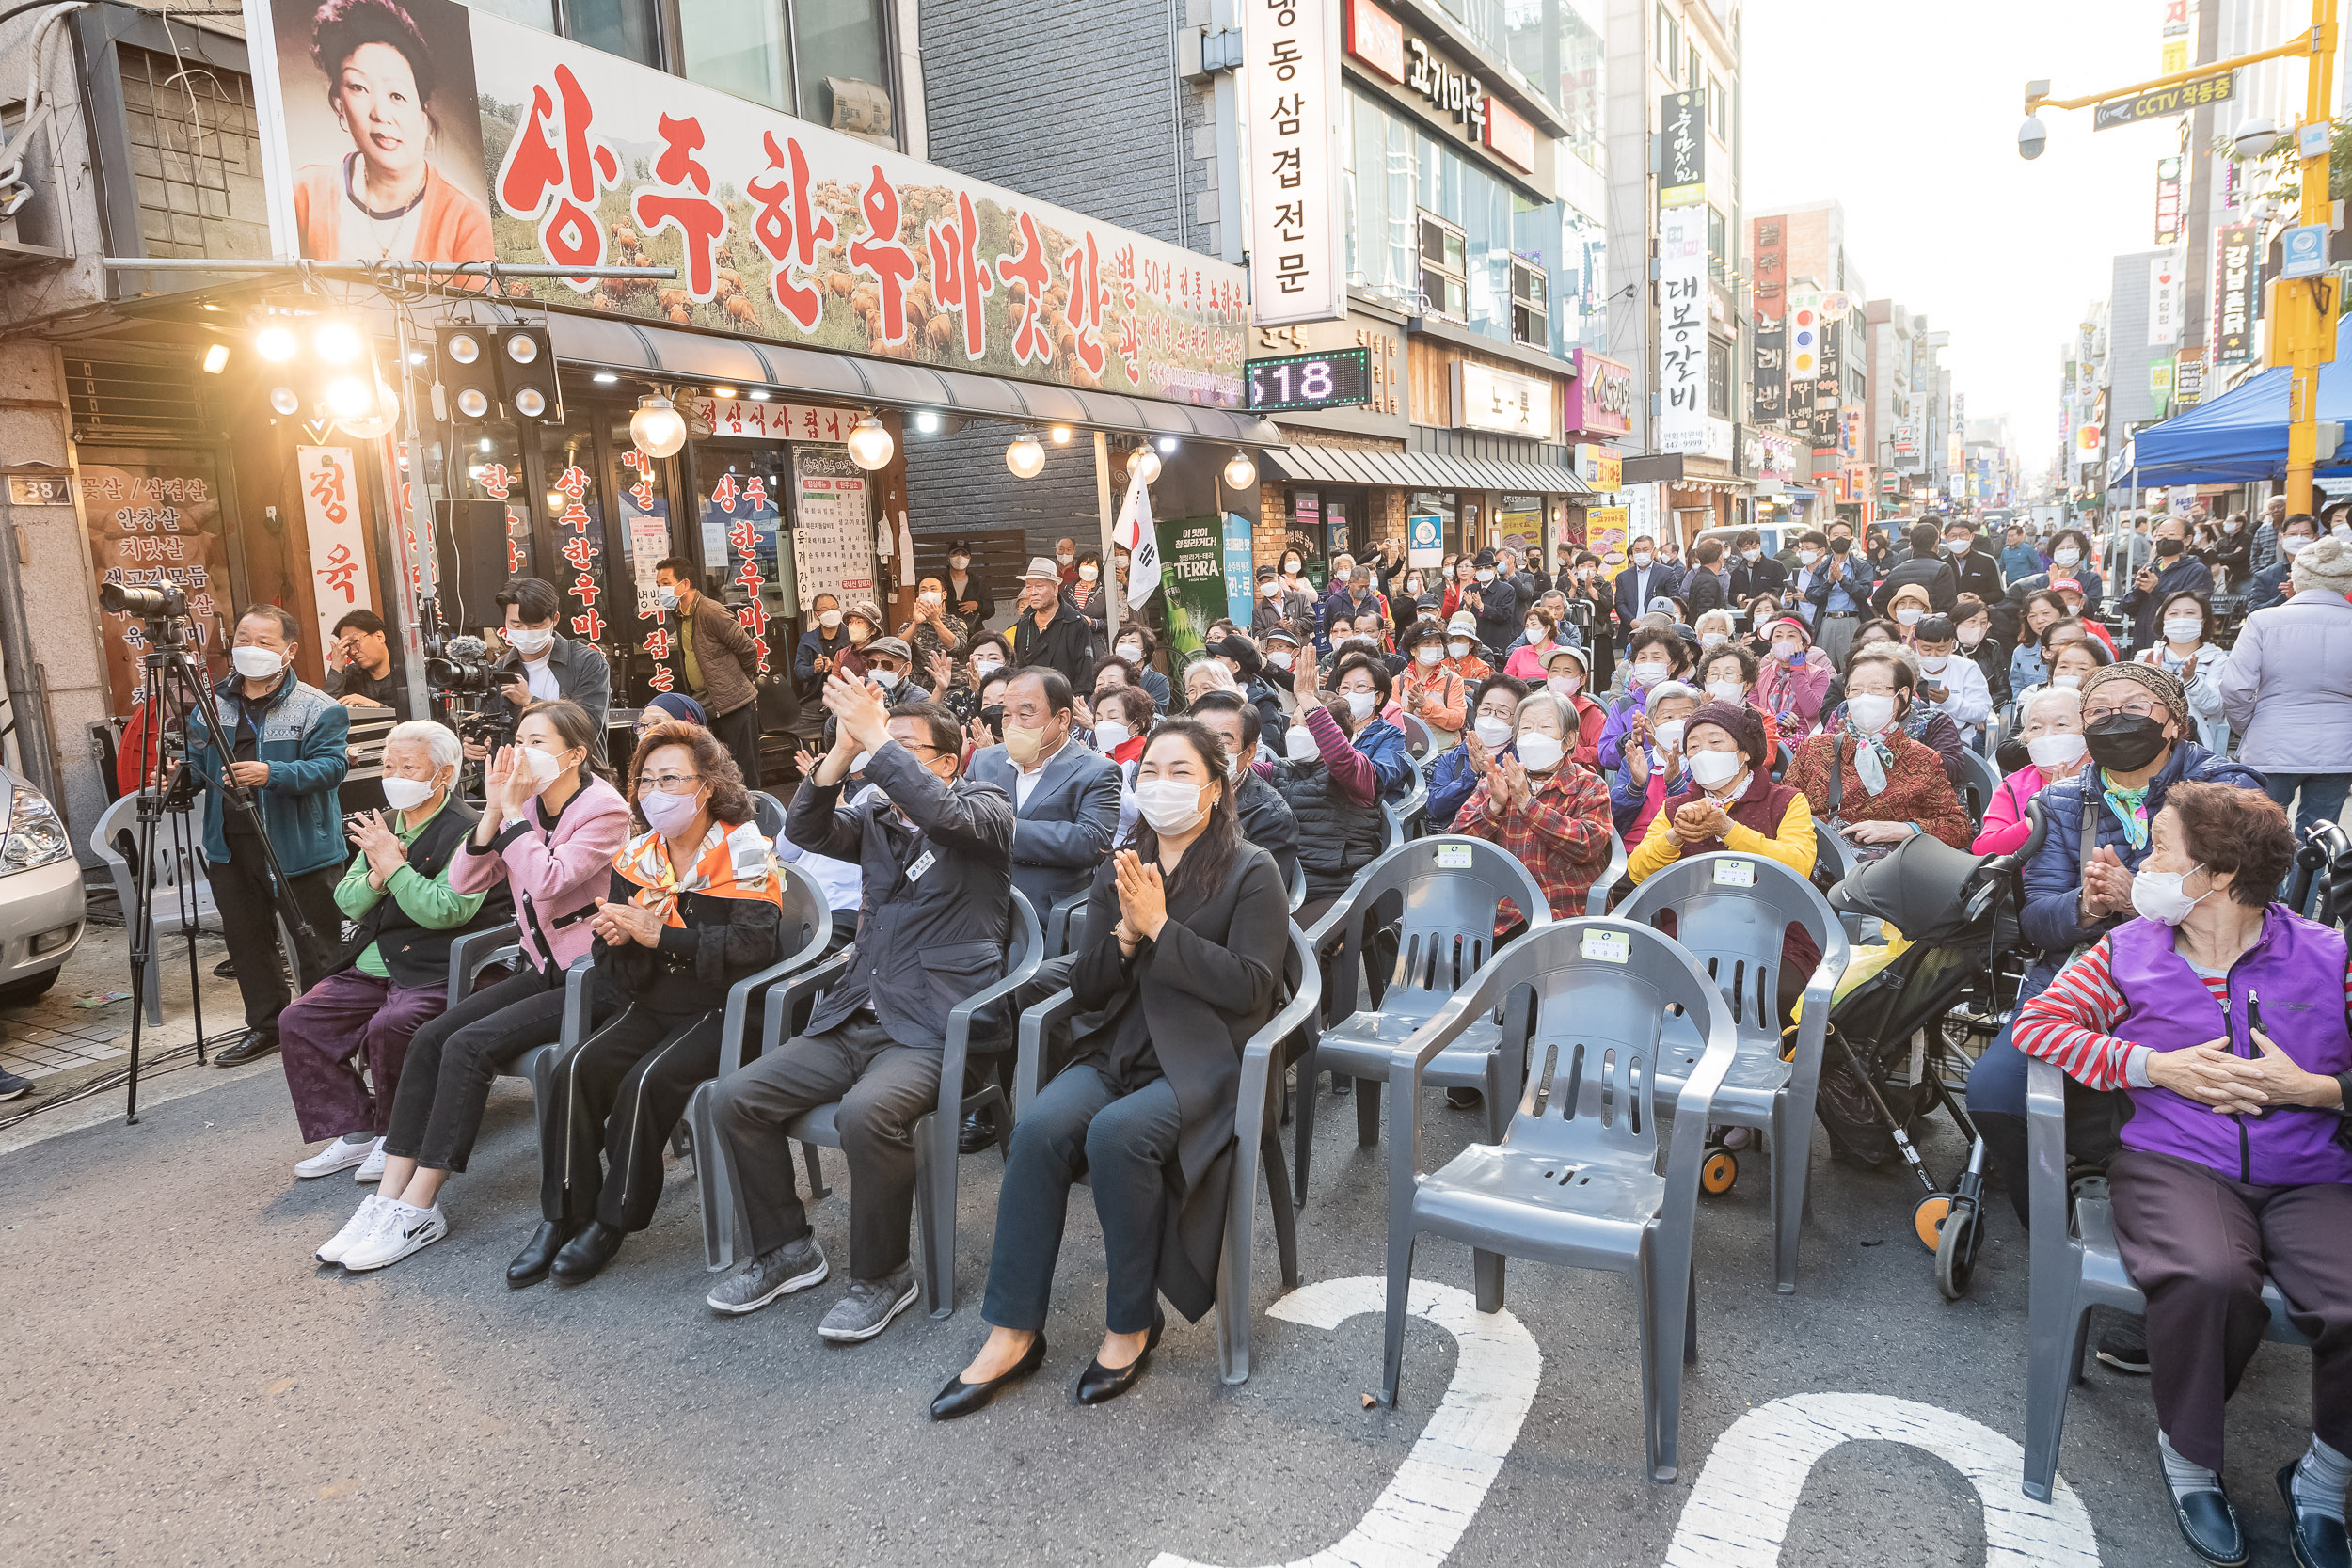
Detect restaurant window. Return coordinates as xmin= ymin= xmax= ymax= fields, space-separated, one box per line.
xmin=470 ymin=0 xmax=662 ymax=69
xmin=1419 ymin=212 xmax=1468 ymax=321
xmin=1509 ymin=255 xmax=1548 ymax=349
xmin=1410 ymin=489 xmax=1463 ymax=559
xmin=695 ymin=447 xmax=788 ymax=678
xmin=117 ymin=46 xmax=270 ymax=261
xmin=459 ymin=422 xmax=535 ymax=583
xmin=676 ymin=0 xmax=897 ymax=141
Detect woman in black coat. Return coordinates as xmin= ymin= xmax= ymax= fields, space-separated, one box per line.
xmin=932 ymin=719 xmax=1286 ymax=1417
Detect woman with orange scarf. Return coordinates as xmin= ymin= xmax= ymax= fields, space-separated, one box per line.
xmin=514 ymin=722 xmax=787 ymax=1289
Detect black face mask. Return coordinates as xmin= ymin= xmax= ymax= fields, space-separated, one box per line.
xmin=2084 ymin=712 xmax=2170 ymax=772
xmin=2156 ymin=538 xmax=2185 ymax=558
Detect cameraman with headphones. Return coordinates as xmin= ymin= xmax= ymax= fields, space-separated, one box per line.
xmin=462 ymin=577 xmax=612 ymax=765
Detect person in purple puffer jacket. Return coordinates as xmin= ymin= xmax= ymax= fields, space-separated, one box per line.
xmin=2015 ymin=783 xmax=2352 ymax=1568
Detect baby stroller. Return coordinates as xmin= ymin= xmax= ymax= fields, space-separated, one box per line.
xmin=1817 ymin=832 xmax=2030 ymax=1301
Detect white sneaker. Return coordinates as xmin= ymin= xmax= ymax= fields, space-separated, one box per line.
xmin=295 ymin=1136 xmax=374 ymax=1180
xmin=316 ymin=1195 xmax=387 ymax=1264
xmin=342 ymin=1202 xmax=446 ymax=1272
xmin=354 ymin=1137 xmax=388 ymax=1184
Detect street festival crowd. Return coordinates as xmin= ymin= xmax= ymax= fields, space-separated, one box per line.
xmin=135 ymin=502 xmax=2352 ymax=1564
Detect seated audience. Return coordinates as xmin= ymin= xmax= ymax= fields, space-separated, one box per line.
xmin=1609 ymin=679 xmax=1703 ymax=842
xmin=1429 ymin=675 xmax=1527 ymax=831
xmin=1755 ymin=615 xmax=1831 ymax=739
xmin=1694 ymin=640 xmax=1781 ymax=759
xmin=1973 ymin=686 xmax=2088 ymax=857
xmin=1393 ymin=617 xmax=1470 ymax=750
xmin=1106 ymin=623 xmax=1172 ymax=712
xmin=1089 ymin=684 xmax=1154 ymax=766
xmin=2133 ymin=591 xmax=2230 ymax=754
xmin=1313 ymin=651 xmax=1413 ymax=800
xmin=1185 ymin=691 xmax=1299 ymax=891
xmin=1454 ymin=691 xmax=1614 ymax=921
xmin=1440 ymin=611 xmax=1494 ymax=685
xmin=966 ymin=668 xmax=1122 ymax=936
xmin=1541 ymin=644 xmax=1607 ymax=768
xmin=1597 ymin=623 xmax=1698 ymax=769
xmin=1910 ymin=613 xmax=1993 ymax=743
xmin=1502 ymin=606 xmax=1565 ymax=681
xmin=1784 ymin=646 xmax=1972 ymax=860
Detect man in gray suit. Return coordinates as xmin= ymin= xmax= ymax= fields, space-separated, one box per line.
xmin=963 ymin=668 xmax=1121 ymax=921
xmin=705 ymin=679 xmax=1012 ymax=1345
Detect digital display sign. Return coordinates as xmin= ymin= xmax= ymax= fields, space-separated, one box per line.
xmin=1245 ymin=348 xmax=1375 ymax=413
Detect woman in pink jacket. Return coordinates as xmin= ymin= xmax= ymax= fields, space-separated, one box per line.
xmin=1971 ymin=685 xmax=2089 ymax=856
xmin=1753 ymin=615 xmax=1831 ymax=741
xmin=319 ymin=700 xmax=633 ymax=1269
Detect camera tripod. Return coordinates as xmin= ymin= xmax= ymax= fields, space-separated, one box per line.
xmin=114 ymin=606 xmax=324 ymax=1123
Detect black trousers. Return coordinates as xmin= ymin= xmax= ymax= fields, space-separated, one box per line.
xmin=539 ymin=1003 xmax=725 ymax=1230
xmin=209 ymin=835 xmax=342 ymax=1032
xmin=710 ymin=1015 xmax=941 ymax=1281
xmin=707 ymin=700 xmax=763 ymax=789
xmin=983 ymin=1066 xmax=1180 ymax=1335
xmin=382 ymin=967 xmax=566 ymax=1172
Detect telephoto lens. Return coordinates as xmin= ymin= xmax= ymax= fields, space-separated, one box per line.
xmin=98 ymin=582 xmax=189 ymax=618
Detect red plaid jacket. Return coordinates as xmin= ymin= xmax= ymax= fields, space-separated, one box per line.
xmin=1455 ymin=759 xmax=1616 ymax=922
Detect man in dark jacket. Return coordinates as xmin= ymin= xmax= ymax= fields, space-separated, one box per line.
xmin=2118 ymin=515 xmax=2216 ymax=651
xmin=473 ymin=577 xmax=613 ymax=762
xmin=1009 ymin=556 xmax=1096 ymax=692
xmin=2243 ymin=512 xmax=2317 ymax=610
xmin=1187 ymin=691 xmax=1299 ymax=892
xmin=708 ymin=682 xmax=1014 ymax=1342
xmin=793 ymin=592 xmax=852 ymax=700
xmin=1468 ymin=549 xmax=1521 ymax=655
xmin=1939 ymin=518 xmax=2006 ymax=604
xmin=1868 ymin=521 xmax=1959 ymax=618
xmin=1682 ymin=536 xmax=1734 ymax=618
xmin=1963 ymin=662 xmax=2265 ymax=1227
xmin=1611 ymin=536 xmax=1683 ymax=631
xmin=656 ymin=558 xmax=765 ymax=786
xmin=963 ymin=669 xmax=1120 ymax=923
xmin=1728 ymin=528 xmax=1788 ymax=602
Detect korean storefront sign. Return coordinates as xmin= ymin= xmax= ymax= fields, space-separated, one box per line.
xmin=1565 ymin=348 xmax=1632 ymax=439
xmin=1245 ymin=0 xmax=1345 ymax=326
xmin=1656 ymin=203 xmax=1708 ymax=456
xmin=1750 ymin=324 xmax=1786 ymax=424
xmin=1660 ymin=92 xmax=1705 ymax=208
xmin=1453 ymin=360 xmax=1556 ymax=438
xmin=2153 ymin=157 xmax=2183 ymax=247
xmin=2216 ymin=223 xmax=2259 ymax=361
xmin=296 ymin=445 xmax=375 ymax=641
xmin=252 ymin=0 xmax=1246 ymax=404
xmin=1154 ymin=515 xmax=1234 ymax=665
xmin=2148 ymin=253 xmax=2184 ymax=347
xmin=685 ymin=397 xmax=863 ymax=443
xmin=1576 ymin=445 xmax=1623 ymax=491
xmin=1346 ymin=0 xmax=1489 ymax=148
xmin=82 ymin=451 xmax=232 ymax=713
xmin=1786 ymin=286 xmax=1821 ymax=382
xmin=1750 ymin=217 xmax=1784 ymax=322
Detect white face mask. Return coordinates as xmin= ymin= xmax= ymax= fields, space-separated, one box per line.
xmin=1476 ymin=568 xmax=1496 ymax=583
xmin=870 ymin=668 xmax=901 ymax=691
xmin=1688 ymin=749 xmax=1743 ymax=790
xmin=1700 ymin=631 xmax=1725 ymax=651
xmin=971 ymin=656 xmax=1004 ymax=678
xmin=819 ymin=609 xmax=843 ymax=629
xmin=1548 ymin=674 xmax=1583 ymax=700
xmin=1078 ymin=565 xmax=1099 ymax=581
xmin=1283 ymin=562 xmax=1303 ymax=578
xmin=1630 ymin=551 xmax=1653 ymax=568
xmin=1918 ymin=655 xmax=1950 ymax=674
xmin=1651 ymin=719 xmax=1686 ymax=753
xmin=1415 ymin=645 xmax=1443 ymax=666
xmin=1092 ymin=720 xmax=1130 ymax=750
xmin=1707 ymin=679 xmax=1744 ymax=703
xmin=1629 ymin=661 xmax=1669 ymax=687
xmin=1740 ymin=547 xmax=1761 ymax=562
xmin=1472 ymin=715 xmax=1514 ymax=749
xmin=1797 ymin=549 xmax=1820 ymax=567
xmin=1514 ymin=732 xmax=1565 ymax=772
xmin=231 ymin=645 xmax=284 ymax=680
xmin=2130 ymin=863 xmax=2209 ymax=926
xmin=1117 ymin=641 xmax=1142 ymax=661
xmin=1945 ymin=538 xmax=1970 ymax=555
xmin=2052 ymin=548 xmax=2080 ymax=567
xmin=2051 ymin=673 xmax=2083 ymax=689
xmin=381 ymin=774 xmax=438 ymax=811
xmin=1895 ymin=606 xmax=1925 ymax=626
xmin=1057 ymin=551 xmax=1075 ymax=564
xmin=508 ymin=627 xmax=555 ymax=659
xmin=1524 ymin=624 xmax=1546 ymax=643
xmin=2026 ymin=732 xmax=2087 ymax=771
xmin=1284 ymin=726 xmax=1319 ymax=762
xmin=2163 ymin=617 xmax=2202 ymax=644
xmin=1262 ymin=579 xmax=1282 ymax=598
xmin=1447 ymin=640 xmax=1472 ymax=657
xmin=1265 ymin=649 xmax=1294 ymax=670
xmin=919 ymin=590 xmax=945 ymax=605
xmin=1135 ymin=778 xmax=1208 ymax=833
xmin=2335 ymin=523 xmax=2351 ymax=542
xmin=949 ymin=555 xmax=970 ymax=570
xmin=1771 ymin=640 xmax=1801 ymax=661
xmin=1846 ymin=691 xmax=1897 ymax=733
xmin=2284 ymin=534 xmax=2312 ymax=556
xmin=521 ymin=747 xmax=567 ymax=785
xmin=1343 ymin=690 xmax=1377 ymax=721
xmin=1959 ymin=626 xmax=1987 ymax=649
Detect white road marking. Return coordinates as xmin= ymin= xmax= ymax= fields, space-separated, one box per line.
xmin=1149 ymin=1275 xmax=1541 ymax=1568
xmin=1663 ymin=1391 xmax=2102 ymax=1568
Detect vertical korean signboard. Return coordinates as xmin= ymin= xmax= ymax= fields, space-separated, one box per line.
xmin=2148 ymin=253 xmax=2184 ymax=347
xmin=2216 ymin=223 xmax=2258 ymax=361
xmin=296 ymin=445 xmax=375 ymax=643
xmin=1751 ymin=324 xmax=1786 ymax=424
xmin=82 ymin=452 xmax=233 ymax=714
xmin=1248 ymin=0 xmax=1345 ymax=325
xmin=1786 ymin=286 xmax=1821 ymax=382
xmin=2153 ymin=156 xmax=2183 ymax=246
xmin=1660 ymin=92 xmax=1705 ymax=208
xmin=1657 ymin=203 xmax=1708 ymax=455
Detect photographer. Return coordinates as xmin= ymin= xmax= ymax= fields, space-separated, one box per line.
xmin=188 ymin=606 xmax=352 ymax=1067
xmin=326 ymin=609 xmax=408 ymax=716
xmin=463 ymin=578 xmax=612 ymax=764
xmin=655 ymin=557 xmax=766 ymax=788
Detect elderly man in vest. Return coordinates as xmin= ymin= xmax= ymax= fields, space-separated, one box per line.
xmin=278 ymin=720 xmax=512 ymax=1183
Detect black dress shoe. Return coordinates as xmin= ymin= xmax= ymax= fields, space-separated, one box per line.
xmin=549 ymin=1220 xmax=625 ymax=1285
xmin=214 ymin=1030 xmax=278 ymax=1067
xmin=958 ymin=1108 xmax=997 ymax=1155
xmin=2170 ymin=1485 xmax=2248 ymax=1568
xmin=2281 ymin=1463 xmax=2352 ymax=1568
xmin=212 ymin=958 xmax=237 ymax=978
xmin=1075 ymin=1310 xmax=1164 ymax=1406
xmin=930 ymin=1334 xmax=1047 ymax=1421
xmin=506 ymin=1220 xmax=574 ymax=1289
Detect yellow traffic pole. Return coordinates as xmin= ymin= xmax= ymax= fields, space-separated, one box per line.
xmin=2286 ymin=0 xmax=2339 ymax=517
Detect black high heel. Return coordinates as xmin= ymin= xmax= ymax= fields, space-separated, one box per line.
xmin=1075 ymin=1309 xmax=1164 ymax=1405
xmin=930 ymin=1334 xmax=1047 ymax=1420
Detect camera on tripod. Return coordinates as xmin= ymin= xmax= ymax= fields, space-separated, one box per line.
xmin=99 ymin=582 xmax=189 ymax=620
xmin=423 ymin=631 xmax=497 ymax=694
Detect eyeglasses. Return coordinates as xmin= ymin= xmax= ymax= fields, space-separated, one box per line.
xmin=636 ymin=771 xmax=701 ymax=794
xmin=2082 ymin=700 xmax=2164 ymax=723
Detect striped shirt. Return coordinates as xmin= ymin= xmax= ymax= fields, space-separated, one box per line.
xmin=2013 ymin=935 xmax=2352 ymax=1090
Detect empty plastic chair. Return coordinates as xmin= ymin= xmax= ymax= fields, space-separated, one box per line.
xmin=1956 ymin=748 xmax=2002 ymax=827
xmin=1293 ymin=836 xmax=1552 ymax=1204
xmin=90 ymin=793 xmax=222 ymax=1026
xmin=1398 ymin=712 xmax=1435 ymax=758
xmin=1379 ymin=915 xmax=1738 ymax=1483
xmin=1617 ymin=852 xmax=1851 ymax=1291
xmin=2018 ymin=1054 xmax=2309 ymax=1502
xmin=1587 ymin=829 xmax=1629 ymax=916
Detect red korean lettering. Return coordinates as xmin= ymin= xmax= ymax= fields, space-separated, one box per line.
xmin=848 ymin=166 xmax=918 ymax=345
xmin=570 ymin=609 xmax=607 ymax=641
xmin=647 ymin=663 xmax=675 ymax=692
xmin=924 ymin=191 xmax=994 ymax=359
xmin=994 ymin=211 xmax=1053 ymax=366
xmin=306 ymin=455 xmax=349 ymax=525
xmin=1061 ymin=232 xmax=1106 ymax=378
xmin=711 ymin=472 xmax=739 ymax=513
xmin=569 ymin=572 xmax=600 ymax=608
xmin=507 ymin=537 xmax=526 ymax=573
xmin=495 ymin=65 xmax=621 ymax=288
xmin=643 ymin=627 xmax=672 ymax=659
xmin=560 ymin=534 xmax=596 ymax=570
xmin=552 ymin=465 xmax=590 ymax=499
xmin=747 ymin=132 xmax=836 ymax=332
xmin=315 ymin=543 xmax=360 ymax=606
xmin=632 ymin=113 xmax=727 ymax=299
xmin=476 ymin=463 xmax=514 ymax=499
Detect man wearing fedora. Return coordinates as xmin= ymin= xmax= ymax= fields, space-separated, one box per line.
xmin=1009 ymin=556 xmax=1096 ymax=694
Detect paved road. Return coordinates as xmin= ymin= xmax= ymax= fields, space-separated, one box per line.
xmin=0 ymin=1065 xmax=2316 ymax=1567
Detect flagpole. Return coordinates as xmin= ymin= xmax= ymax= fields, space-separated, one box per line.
xmin=1094 ymin=431 xmax=1122 ymax=637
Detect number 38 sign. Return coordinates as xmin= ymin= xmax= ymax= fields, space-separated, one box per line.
xmin=1246 ymin=347 xmax=1374 ymax=413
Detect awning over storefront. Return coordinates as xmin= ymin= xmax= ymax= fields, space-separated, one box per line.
xmin=548 ymin=313 xmax=1285 ymax=448
xmin=1262 ymin=442 xmax=1592 ymax=496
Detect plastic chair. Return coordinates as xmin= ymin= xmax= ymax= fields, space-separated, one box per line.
xmin=1044 ymin=888 xmax=1090 ymax=958
xmin=1013 ymin=920 xmax=1322 ymax=1384
xmin=1381 ymin=752 xmax=1428 ymax=851
xmin=1618 ymin=852 xmax=1851 ymax=1292
xmin=1287 ymin=856 xmax=1307 ymax=912
xmin=1379 ymin=915 xmax=1738 ymax=1484
xmin=1398 ymin=712 xmax=1434 ymax=758
xmin=750 ymin=790 xmax=787 ymax=841
xmin=2019 ymin=1054 xmax=2309 ymax=1501
xmin=89 ymin=793 xmax=222 ymax=1025
xmin=1588 ymin=829 xmax=1629 ymax=916
xmin=1956 ymin=748 xmax=2002 ymax=827
xmin=695 ymin=888 xmax=1043 ymax=1318
xmin=1292 ymin=836 xmax=1553 ymax=1205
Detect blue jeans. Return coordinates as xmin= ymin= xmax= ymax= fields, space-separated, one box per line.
xmin=2261 ymin=771 xmax=2351 ymax=844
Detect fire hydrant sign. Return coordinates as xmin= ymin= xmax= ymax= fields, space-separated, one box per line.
xmin=296 ymin=445 xmax=374 ymax=641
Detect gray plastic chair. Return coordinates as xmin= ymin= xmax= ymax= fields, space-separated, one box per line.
xmin=1293 ymin=835 xmax=1553 ymax=1204
xmin=695 ymin=888 xmax=1042 ymax=1318
xmin=90 ymin=793 xmax=224 ymax=1026
xmin=1044 ymin=888 xmax=1090 ymax=958
xmin=1013 ymin=920 xmax=1322 ymax=1384
xmin=2019 ymin=1054 xmax=2310 ymax=1501
xmin=1956 ymin=747 xmax=2002 ymax=826
xmin=749 ymin=790 xmax=787 ymax=841
xmin=1379 ymin=915 xmax=1738 ymax=1483
xmin=1382 ymin=752 xmax=1429 ymax=850
xmin=1812 ymin=819 xmax=1859 ymax=887
xmin=1399 ymin=712 xmax=1435 ymax=758
xmin=1589 ymin=829 xmax=1629 ymax=916
xmin=1287 ymin=856 xmax=1307 ymax=912
xmin=1617 ymin=852 xmax=1851 ymax=1292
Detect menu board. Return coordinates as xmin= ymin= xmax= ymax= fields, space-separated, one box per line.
xmin=80 ymin=449 xmax=233 ymax=714
xmin=789 ymin=447 xmax=874 ymax=610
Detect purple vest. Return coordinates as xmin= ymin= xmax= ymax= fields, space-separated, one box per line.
xmin=2109 ymin=907 xmax=2352 ymax=1186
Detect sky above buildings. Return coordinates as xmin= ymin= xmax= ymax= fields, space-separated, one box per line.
xmin=1747 ymin=0 xmax=2196 ymax=475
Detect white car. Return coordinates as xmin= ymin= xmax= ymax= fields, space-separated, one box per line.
xmin=0 ymin=765 xmax=85 ymax=1006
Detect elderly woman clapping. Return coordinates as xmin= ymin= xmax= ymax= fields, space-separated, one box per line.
xmin=1974 ymin=685 xmax=2089 ymax=856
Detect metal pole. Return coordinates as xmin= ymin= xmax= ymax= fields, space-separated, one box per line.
xmin=0 ymin=483 xmax=59 ymax=796
xmin=1094 ymin=432 xmax=1121 ymax=638
xmin=389 ymin=305 xmax=435 ymax=719
xmin=2286 ymin=0 xmax=2339 ymax=517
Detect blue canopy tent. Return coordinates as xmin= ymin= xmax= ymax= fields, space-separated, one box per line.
xmin=2118 ymin=317 xmax=2352 ymax=486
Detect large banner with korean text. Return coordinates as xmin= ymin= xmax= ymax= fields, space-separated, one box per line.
xmin=255 ymin=0 xmax=1246 ymax=405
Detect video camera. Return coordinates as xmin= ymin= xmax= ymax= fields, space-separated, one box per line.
xmin=423 ymin=632 xmax=499 ymax=695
